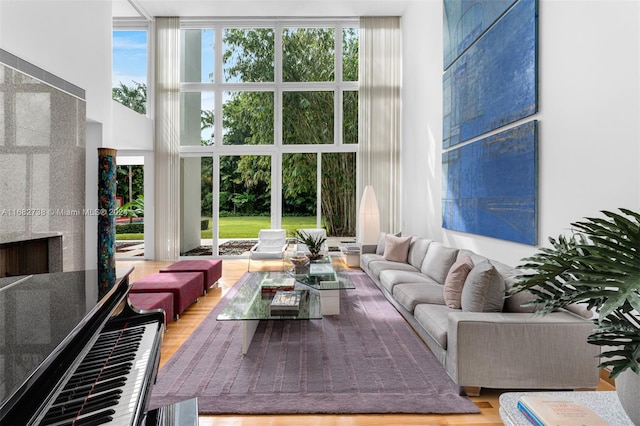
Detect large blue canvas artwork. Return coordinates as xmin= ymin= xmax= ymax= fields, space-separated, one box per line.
xmin=442 ymin=121 xmax=538 ymax=245
xmin=443 ymin=0 xmax=538 ymax=149
xmin=443 ymin=0 xmax=516 ymax=70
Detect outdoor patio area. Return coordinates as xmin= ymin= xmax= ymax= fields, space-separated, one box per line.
xmin=116 ymin=237 xmax=353 ymax=259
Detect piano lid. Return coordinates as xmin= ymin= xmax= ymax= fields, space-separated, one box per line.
xmin=0 ymin=270 xmax=104 ymax=406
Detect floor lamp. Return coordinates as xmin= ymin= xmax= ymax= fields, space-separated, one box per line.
xmin=357 ymin=185 xmax=381 ymax=246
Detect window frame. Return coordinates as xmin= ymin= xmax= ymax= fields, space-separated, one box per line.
xmin=179 ymin=18 xmax=359 ymax=254
xmin=112 ymin=18 xmax=154 ymax=118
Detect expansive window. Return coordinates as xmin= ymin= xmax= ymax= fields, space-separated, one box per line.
xmin=112 ymin=22 xmax=149 ymax=114
xmin=180 ymin=19 xmax=359 ymax=257
xmin=112 ymin=20 xmax=150 ymax=258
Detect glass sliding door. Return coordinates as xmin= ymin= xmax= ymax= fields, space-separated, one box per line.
xmin=321 ymin=152 xmax=356 ymax=240
xmin=282 ymin=153 xmax=317 ymax=235
xmin=180 ymin=157 xmax=203 ymax=255
xmin=180 ymin=156 xmax=214 ymax=256
xmin=218 ymin=155 xmax=271 ymax=256
xmin=115 ymin=157 xmax=145 ymax=258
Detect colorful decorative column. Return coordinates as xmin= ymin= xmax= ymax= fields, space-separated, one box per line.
xmin=98 ymin=148 xmax=117 ymax=299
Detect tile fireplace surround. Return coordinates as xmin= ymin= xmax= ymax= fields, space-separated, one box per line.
xmin=0 ymin=49 xmax=86 ymax=273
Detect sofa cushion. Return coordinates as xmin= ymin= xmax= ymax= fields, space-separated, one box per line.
xmin=565 ymin=303 xmax=594 ymax=319
xmin=368 ymin=260 xmax=419 ymax=282
xmin=503 ymin=286 xmax=594 ymax=319
xmin=380 ymin=269 xmax=436 ymax=294
xmin=376 ymin=232 xmax=386 ymax=255
xmin=420 ymin=242 xmax=459 ymax=284
xmin=392 ymin=283 xmax=446 ymax=312
xmin=360 ymin=253 xmax=384 ymax=270
xmin=443 ymin=255 xmax=474 ymax=309
xmin=504 ymin=287 xmax=539 ymax=313
xmin=461 ymin=260 xmax=505 ymax=312
xmin=383 ymin=234 xmax=412 ymax=262
xmin=407 ymin=237 xmax=432 ymax=270
xmin=414 ymin=304 xmax=454 ymax=350
xmin=459 ymin=247 xmax=519 ymax=292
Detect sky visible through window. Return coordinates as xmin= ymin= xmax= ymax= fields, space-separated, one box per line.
xmin=112 ymin=30 xmax=148 ymax=88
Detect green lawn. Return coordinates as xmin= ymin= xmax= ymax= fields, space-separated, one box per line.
xmin=205 ymin=216 xmax=318 ymax=238
xmin=117 ymin=233 xmax=144 ymax=240
xmin=116 ymin=216 xmax=318 ymax=240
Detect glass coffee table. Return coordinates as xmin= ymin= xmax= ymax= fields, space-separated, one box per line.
xmin=286 ymin=255 xmax=356 ymax=315
xmin=217 ymin=271 xmax=321 ymax=354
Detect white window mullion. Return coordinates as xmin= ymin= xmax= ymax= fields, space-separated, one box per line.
xmin=333 ymin=88 xmax=344 ymax=146
xmin=335 ymin=24 xmax=343 ymax=146
xmin=212 ymin=153 xmax=220 ymax=255
xmin=147 ymin=21 xmax=155 ymax=121
xmin=275 ymin=23 xmax=283 ymax=148
xmin=317 ymin=154 xmax=323 ymax=228
xmin=214 ymin=24 xmax=224 ymax=148
xmin=274 ymin=22 xmax=284 ymax=227
xmin=271 ymin=153 xmax=282 ymax=229
xmin=335 ymin=23 xmax=344 ymax=84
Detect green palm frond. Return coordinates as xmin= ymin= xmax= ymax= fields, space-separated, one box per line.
xmin=512 ymin=208 xmax=640 ymax=378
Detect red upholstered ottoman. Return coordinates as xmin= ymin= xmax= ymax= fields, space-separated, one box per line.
xmin=131 ymin=272 xmax=203 ymax=319
xmin=129 ymin=292 xmax=175 ymax=325
xmin=159 ymin=259 xmax=222 ymax=294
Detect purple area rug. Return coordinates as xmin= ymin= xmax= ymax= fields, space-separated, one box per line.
xmin=148 ymin=270 xmax=480 ymax=415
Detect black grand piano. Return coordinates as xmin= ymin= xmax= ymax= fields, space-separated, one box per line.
xmin=0 ymin=268 xmax=197 ymax=425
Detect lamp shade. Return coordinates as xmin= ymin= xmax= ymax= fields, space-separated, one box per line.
xmin=358 ymin=185 xmax=381 ymax=245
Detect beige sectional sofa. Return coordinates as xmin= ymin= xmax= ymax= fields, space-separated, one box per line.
xmin=360 ymin=234 xmax=601 ymax=396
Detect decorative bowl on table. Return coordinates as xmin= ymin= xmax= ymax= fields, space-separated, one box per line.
xmin=290 ymin=256 xmax=309 ymax=266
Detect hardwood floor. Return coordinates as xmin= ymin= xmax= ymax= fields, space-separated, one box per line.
xmin=117 ymin=258 xmax=615 ymax=426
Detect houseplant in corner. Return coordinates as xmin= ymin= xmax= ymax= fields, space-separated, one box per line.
xmin=510 ymin=208 xmax=640 ymax=423
xmin=294 ymin=229 xmax=327 ymax=261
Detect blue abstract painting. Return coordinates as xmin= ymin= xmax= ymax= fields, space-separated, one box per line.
xmin=443 ymin=0 xmax=538 ymax=149
xmin=443 ymin=0 xmax=516 ymax=70
xmin=442 ymin=121 xmax=538 ymax=245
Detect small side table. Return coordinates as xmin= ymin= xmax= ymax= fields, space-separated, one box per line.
xmin=339 ymin=242 xmax=361 ymax=267
xmin=499 ymin=391 xmax=633 ymax=426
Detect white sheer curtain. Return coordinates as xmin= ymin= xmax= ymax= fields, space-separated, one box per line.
xmin=358 ymin=16 xmax=402 ymax=235
xmin=154 ymin=17 xmax=181 ymax=260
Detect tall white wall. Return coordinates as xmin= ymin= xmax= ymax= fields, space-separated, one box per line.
xmin=402 ymin=0 xmax=640 ymax=266
xmin=2 ymin=0 xmax=638 ymax=267
xmin=112 ymin=101 xmax=154 ymax=150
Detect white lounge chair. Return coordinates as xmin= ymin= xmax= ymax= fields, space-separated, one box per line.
xmin=247 ymin=229 xmax=288 ymax=271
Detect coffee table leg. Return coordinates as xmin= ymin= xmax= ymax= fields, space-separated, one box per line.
xmin=320 ymin=289 xmax=340 ymax=315
xmin=242 ymin=320 xmax=260 ymax=354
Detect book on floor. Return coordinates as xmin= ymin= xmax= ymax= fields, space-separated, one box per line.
xmin=517 ymin=395 xmax=609 ymax=426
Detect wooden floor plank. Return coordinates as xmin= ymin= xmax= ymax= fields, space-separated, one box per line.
xmin=116 ymin=258 xmax=613 ymax=425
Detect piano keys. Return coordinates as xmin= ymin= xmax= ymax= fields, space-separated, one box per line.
xmin=0 ymin=269 xmax=197 ymax=425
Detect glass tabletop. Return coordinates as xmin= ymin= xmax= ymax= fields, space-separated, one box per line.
xmin=217 ymin=271 xmax=322 ymax=321
xmin=285 ymin=255 xmax=356 ymax=291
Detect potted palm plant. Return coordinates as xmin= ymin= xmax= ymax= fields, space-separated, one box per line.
xmin=511 ymin=208 xmax=640 ymax=422
xmin=294 ymin=229 xmax=327 ymax=261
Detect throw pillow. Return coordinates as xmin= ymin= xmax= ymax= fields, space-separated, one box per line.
xmin=443 ymin=255 xmax=474 ymax=309
xmin=420 ymin=242 xmax=459 ymax=283
xmin=375 ymin=232 xmax=387 ymax=255
xmin=376 ymin=231 xmax=402 ymax=255
xmin=383 ymin=234 xmax=412 ymax=263
xmin=461 ymin=260 xmax=505 ymax=312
